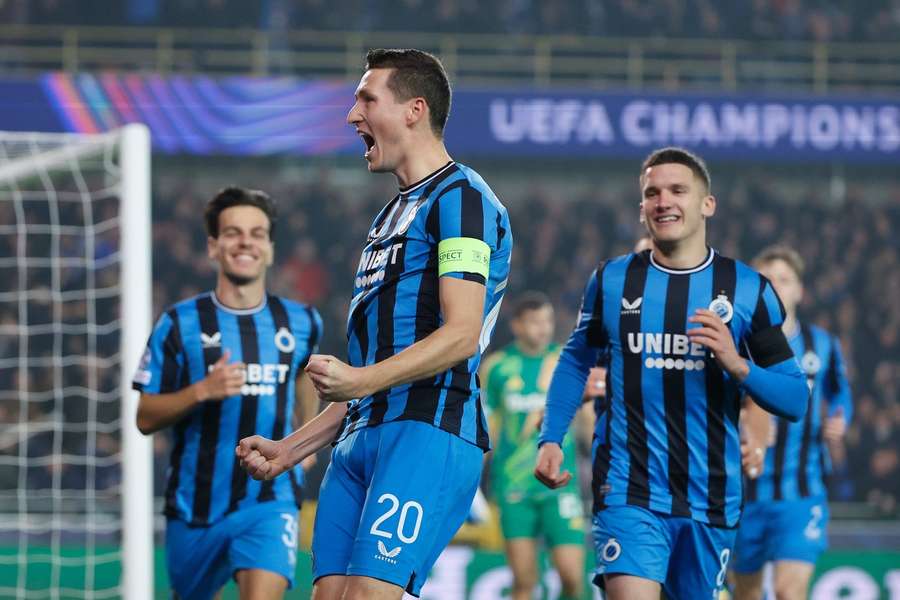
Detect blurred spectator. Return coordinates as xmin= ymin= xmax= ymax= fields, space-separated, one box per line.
xmin=7 ymin=0 xmax=898 ymax=42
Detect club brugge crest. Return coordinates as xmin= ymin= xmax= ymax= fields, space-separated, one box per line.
xmin=801 ymin=351 xmax=821 ymax=376
xmin=708 ymin=293 xmax=734 ymax=324
xmin=274 ymin=327 xmax=295 ymax=353
xmin=601 ymin=538 xmax=622 ymax=562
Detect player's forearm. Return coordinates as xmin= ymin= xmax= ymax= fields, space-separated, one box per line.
xmin=540 ymin=349 xmax=592 ymax=446
xmin=828 ymin=387 xmax=853 ymax=424
xmin=282 ymin=402 xmax=347 ymax=465
xmin=358 ymin=320 xmax=480 ymax=397
xmin=136 ymin=385 xmax=204 ymax=434
xmin=742 ymin=399 xmax=771 ymax=449
xmin=741 ymin=360 xmax=807 ymax=422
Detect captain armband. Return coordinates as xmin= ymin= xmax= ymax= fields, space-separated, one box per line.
xmin=437 ymin=237 xmax=491 ymax=278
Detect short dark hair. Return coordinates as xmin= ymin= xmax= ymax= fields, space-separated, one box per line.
xmin=640 ymin=147 xmax=711 ymax=193
xmin=204 ymin=186 xmax=277 ymax=238
xmin=752 ymin=244 xmax=805 ymax=279
xmin=512 ymin=291 xmax=552 ymax=319
xmin=365 ymin=48 xmax=451 ymax=138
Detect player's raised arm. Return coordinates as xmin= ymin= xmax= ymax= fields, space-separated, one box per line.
xmin=305 ymin=276 xmax=485 ymax=402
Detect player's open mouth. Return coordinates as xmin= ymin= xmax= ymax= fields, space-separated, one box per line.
xmin=359 ymin=132 xmax=376 ymax=158
xmin=654 ymin=215 xmax=679 ymax=224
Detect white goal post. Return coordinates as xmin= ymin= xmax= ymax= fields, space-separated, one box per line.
xmin=0 ymin=124 xmax=153 ymax=600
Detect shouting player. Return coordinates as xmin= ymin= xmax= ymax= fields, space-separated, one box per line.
xmin=236 ymin=49 xmax=512 ymax=599
xmin=535 ymin=147 xmax=808 ymax=600
xmin=133 ymin=187 xmax=323 ymax=599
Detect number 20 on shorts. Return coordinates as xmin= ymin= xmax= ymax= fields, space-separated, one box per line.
xmin=369 ymin=493 xmax=424 ymax=544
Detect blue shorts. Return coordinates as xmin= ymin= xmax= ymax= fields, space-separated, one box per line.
xmin=732 ymin=496 xmax=828 ymax=573
xmin=311 ymin=420 xmax=483 ymax=597
xmin=592 ymin=505 xmax=736 ymax=599
xmin=166 ymin=502 xmax=299 ymax=600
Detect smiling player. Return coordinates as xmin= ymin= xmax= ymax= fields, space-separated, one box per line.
xmin=535 ymin=147 xmax=808 ymax=600
xmin=134 ymin=187 xmax=323 ymax=600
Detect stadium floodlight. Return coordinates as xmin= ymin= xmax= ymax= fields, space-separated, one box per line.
xmin=0 ymin=124 xmax=153 ymax=600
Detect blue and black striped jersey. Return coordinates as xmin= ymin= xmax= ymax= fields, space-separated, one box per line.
xmin=541 ymin=249 xmax=806 ymax=527
xmin=132 ymin=292 xmax=322 ymax=526
xmin=747 ymin=323 xmax=852 ymax=502
xmin=338 ymin=161 xmax=512 ymax=451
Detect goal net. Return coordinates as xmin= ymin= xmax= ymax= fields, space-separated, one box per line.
xmin=0 ymin=125 xmax=153 ymax=599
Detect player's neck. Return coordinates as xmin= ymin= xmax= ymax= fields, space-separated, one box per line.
xmin=651 ymin=237 xmax=709 ymax=270
xmin=515 ymin=341 xmax=548 ymax=357
xmin=214 ymin=278 xmax=266 ymax=310
xmin=782 ymin=313 xmax=799 ymax=337
xmin=393 ymin=139 xmax=452 ymax=189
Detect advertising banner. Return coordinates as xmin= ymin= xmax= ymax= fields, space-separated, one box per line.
xmin=0 ymin=74 xmax=897 ymax=163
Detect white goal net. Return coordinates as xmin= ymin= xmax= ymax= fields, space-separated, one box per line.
xmin=0 ymin=125 xmax=152 ymax=600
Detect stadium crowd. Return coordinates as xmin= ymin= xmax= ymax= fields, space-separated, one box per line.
xmin=4 ymin=0 xmax=900 ymax=42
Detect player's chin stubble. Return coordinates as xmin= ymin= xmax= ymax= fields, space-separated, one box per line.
xmin=224 ymin=270 xmax=259 ymax=287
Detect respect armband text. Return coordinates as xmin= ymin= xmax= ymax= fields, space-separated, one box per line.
xmin=437 ymin=237 xmax=491 ymax=278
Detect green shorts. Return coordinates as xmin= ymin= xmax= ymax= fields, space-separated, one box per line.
xmin=497 ymin=488 xmax=586 ymax=547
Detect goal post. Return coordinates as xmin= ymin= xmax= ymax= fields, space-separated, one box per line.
xmin=119 ymin=123 xmax=153 ymax=600
xmin=0 ymin=124 xmax=153 ymax=599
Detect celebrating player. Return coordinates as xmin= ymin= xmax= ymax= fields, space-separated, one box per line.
xmin=535 ymin=147 xmax=808 ymax=600
xmin=482 ymin=292 xmax=595 ymax=600
xmin=731 ymin=245 xmax=853 ymax=600
xmin=236 ymin=48 xmax=512 ymax=599
xmin=133 ymin=187 xmax=323 ymax=600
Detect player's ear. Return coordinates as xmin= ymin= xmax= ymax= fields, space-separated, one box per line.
xmin=638 ymin=201 xmax=646 ymax=224
xmin=701 ymin=194 xmax=716 ymax=218
xmin=207 ymin=236 xmax=218 ymax=260
xmin=407 ymin=97 xmax=427 ymax=129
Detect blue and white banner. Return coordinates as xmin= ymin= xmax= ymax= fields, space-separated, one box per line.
xmin=2 ymin=74 xmax=897 ymax=162
xmin=447 ymin=89 xmax=900 ymax=162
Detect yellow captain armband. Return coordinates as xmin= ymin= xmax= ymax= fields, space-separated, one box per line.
xmin=437 ymin=237 xmax=491 ymax=278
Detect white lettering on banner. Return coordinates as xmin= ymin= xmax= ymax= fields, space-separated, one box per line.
xmin=495 ymin=96 xmax=900 ymax=154
xmin=721 ymin=103 xmax=760 ymax=145
xmin=631 ymin=101 xmax=900 ymax=152
xmin=489 ymin=99 xmax=614 ymax=144
xmin=879 ymin=107 xmax=900 ymax=151
xmin=621 ymin=100 xmax=651 ymax=145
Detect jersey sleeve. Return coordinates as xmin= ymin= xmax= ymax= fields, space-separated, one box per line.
xmin=740 ymin=277 xmax=807 ymax=422
xmin=431 ymin=184 xmax=497 ymax=285
xmin=824 ymin=335 xmax=853 ymax=423
xmin=539 ymin=267 xmax=607 ymax=446
xmin=744 ymin=278 xmax=794 ymax=368
xmin=132 ymin=311 xmax=184 ymax=395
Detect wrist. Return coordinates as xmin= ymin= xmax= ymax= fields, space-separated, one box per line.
xmin=356 ymin=365 xmax=378 ymax=398
xmin=729 ymin=358 xmax=750 ymax=382
xmin=192 ymin=380 xmax=208 ymax=403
